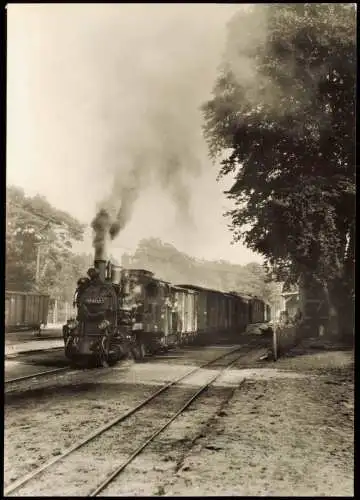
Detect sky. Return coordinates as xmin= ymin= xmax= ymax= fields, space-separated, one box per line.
xmin=7 ymin=3 xmax=263 ymax=266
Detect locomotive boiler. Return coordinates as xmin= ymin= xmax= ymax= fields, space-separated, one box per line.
xmin=63 ymin=259 xmax=146 ymax=367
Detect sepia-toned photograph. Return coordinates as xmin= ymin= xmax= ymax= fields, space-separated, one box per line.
xmin=5 ymin=3 xmax=354 ymax=496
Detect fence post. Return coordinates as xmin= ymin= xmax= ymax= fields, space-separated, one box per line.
xmin=53 ymin=299 xmax=58 ymax=324
xmin=272 ymin=327 xmax=278 ymax=361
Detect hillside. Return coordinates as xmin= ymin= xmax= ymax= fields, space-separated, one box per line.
xmin=120 ymin=238 xmax=275 ymax=304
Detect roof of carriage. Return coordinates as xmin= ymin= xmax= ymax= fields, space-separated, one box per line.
xmin=177 ymin=284 xmax=224 ymax=294
xmin=178 ymin=284 xmax=251 ymax=299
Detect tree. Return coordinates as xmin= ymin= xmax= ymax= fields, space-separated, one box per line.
xmin=202 ymin=4 xmax=355 ymax=336
xmin=6 ymin=185 xmax=87 ymax=301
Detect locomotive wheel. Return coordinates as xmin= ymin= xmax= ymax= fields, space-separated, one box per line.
xmin=107 ymin=347 xmax=122 ymax=367
xmin=101 ymin=357 xmax=109 ymax=368
xmin=132 ymin=342 xmax=146 ymax=362
xmin=69 ymin=356 xmax=93 ymax=369
xmin=69 ymin=359 xmax=80 ymax=369
xmin=107 ymin=357 xmax=117 ymax=367
xmin=138 ymin=342 xmax=146 ymax=361
xmin=115 ymin=345 xmax=127 ymax=361
xmin=65 ymin=349 xmax=79 ymax=368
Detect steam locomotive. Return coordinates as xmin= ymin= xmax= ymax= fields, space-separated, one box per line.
xmin=63 ymin=259 xmax=271 ymax=367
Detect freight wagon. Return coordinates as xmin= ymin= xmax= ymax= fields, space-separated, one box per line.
xmin=5 ymin=291 xmax=50 ymax=334
xmin=249 ymin=296 xmax=266 ymax=324
xmin=171 ymin=286 xmax=198 ymax=345
xmin=178 ymin=285 xmax=256 ymax=343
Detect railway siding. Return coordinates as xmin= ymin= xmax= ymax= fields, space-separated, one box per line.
xmin=5 ymin=344 xmax=261 ymax=496
xmin=4 ymin=339 xmax=353 ymax=497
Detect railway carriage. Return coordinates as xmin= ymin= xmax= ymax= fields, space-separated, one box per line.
xmin=249 ymin=296 xmax=266 ymax=324
xmin=121 ymin=270 xmax=199 ymax=350
xmin=177 ymin=285 xmax=214 ymax=341
xmin=171 ymin=285 xmax=198 ymax=345
xmin=229 ymin=292 xmax=250 ymax=332
xmin=178 ymin=285 xmax=260 ymax=342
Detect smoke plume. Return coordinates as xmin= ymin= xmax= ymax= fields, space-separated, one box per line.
xmin=221 ymin=4 xmax=355 ymax=126
xmin=91 ymin=208 xmax=112 ymax=261
xmin=89 ymin=4 xmax=239 ymax=259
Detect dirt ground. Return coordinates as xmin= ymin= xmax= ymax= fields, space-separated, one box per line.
xmin=4 ymin=339 xmax=353 ymax=497
xmin=97 ymin=339 xmax=353 ymax=497
xmin=5 ymin=346 xmax=245 ymax=493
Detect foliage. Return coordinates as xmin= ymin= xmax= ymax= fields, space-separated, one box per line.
xmin=6 ymin=185 xmax=89 ymax=301
xmin=202 ymin=4 xmax=355 ymax=330
xmin=121 ymin=237 xmax=277 ymax=304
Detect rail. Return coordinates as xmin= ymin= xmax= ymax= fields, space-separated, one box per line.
xmin=5 ymin=367 xmax=72 ymax=393
xmin=5 ymin=345 xmax=246 ymax=496
xmin=90 ymin=349 xmax=247 ymax=496
xmin=5 ymin=346 xmax=64 ymax=359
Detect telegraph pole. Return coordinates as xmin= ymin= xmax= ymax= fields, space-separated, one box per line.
xmin=35 ymin=222 xmax=52 ymax=284
xmin=35 ymin=243 xmax=41 ymax=283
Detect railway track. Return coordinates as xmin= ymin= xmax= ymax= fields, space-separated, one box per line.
xmin=5 ymin=346 xmax=64 ymax=359
xmin=5 ymin=343 xmax=257 ymax=497
xmin=5 ymin=367 xmax=73 ymax=394
xmin=5 ymin=367 xmax=70 ymax=385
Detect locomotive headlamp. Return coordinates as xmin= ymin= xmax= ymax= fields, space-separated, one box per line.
xmin=98 ymin=319 xmax=110 ymax=330
xmin=77 ymin=277 xmax=88 ymax=286
xmin=87 ymin=267 xmax=100 ymax=280
xmin=67 ymin=319 xmax=78 ymax=331
xmin=133 ymin=285 xmax=142 ymax=295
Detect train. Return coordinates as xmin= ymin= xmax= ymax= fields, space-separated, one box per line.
xmin=62 ymin=259 xmax=271 ymax=367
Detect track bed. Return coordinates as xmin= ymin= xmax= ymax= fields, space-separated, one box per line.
xmin=5 ymin=340 xmax=267 ymax=495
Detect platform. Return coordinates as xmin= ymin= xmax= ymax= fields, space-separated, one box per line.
xmin=5 ymin=324 xmax=64 ymax=357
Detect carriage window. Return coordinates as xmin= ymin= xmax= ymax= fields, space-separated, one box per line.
xmin=156 ymin=304 xmax=162 ymax=318
xmin=146 ymin=282 xmax=158 ymax=298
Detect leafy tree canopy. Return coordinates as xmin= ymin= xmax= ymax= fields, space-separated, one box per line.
xmin=6 ymin=185 xmax=89 ymax=301
xmin=202 ymin=4 xmax=355 ymax=330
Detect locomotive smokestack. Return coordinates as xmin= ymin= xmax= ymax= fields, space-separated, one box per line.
xmin=91 ymin=208 xmax=112 ymax=262
xmin=94 ymin=259 xmax=107 ymax=282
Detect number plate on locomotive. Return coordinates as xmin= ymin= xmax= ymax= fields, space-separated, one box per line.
xmin=85 ymin=298 xmax=105 ymax=304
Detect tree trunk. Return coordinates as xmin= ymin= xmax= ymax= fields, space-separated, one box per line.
xmin=40 ymin=261 xmax=50 ymax=280
xmin=342 ymin=298 xmax=354 ymax=340
xmin=338 ymin=284 xmax=355 ymax=340
xmin=343 ymin=225 xmax=355 ymax=339
xmin=324 ymin=280 xmax=354 ymax=341
xmin=322 ymin=282 xmax=339 ymax=338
